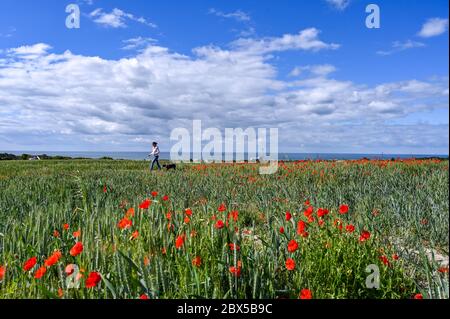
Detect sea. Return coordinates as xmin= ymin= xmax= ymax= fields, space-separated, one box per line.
xmin=2 ymin=151 xmax=448 ymax=161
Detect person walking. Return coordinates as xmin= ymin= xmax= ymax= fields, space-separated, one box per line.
xmin=149 ymin=142 xmax=161 ymax=171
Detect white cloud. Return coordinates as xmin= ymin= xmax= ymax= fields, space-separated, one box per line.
xmin=309 ymin=64 xmax=337 ymax=76
xmin=122 ymin=37 xmax=157 ymax=50
xmin=90 ymin=8 xmax=157 ymax=29
xmin=237 ymin=27 xmax=256 ymax=38
xmin=289 ymin=67 xmax=303 ymax=77
xmin=377 ymin=40 xmax=426 ymax=56
xmin=289 ymin=64 xmax=337 ymax=77
xmin=231 ymin=28 xmax=340 ymax=54
xmin=6 ymin=43 xmax=52 ymax=60
xmin=209 ymin=8 xmax=251 ymax=22
xmin=326 ymin=0 xmax=351 ymax=10
xmin=0 ymin=29 xmax=448 ymax=154
xmin=418 ymin=18 xmax=449 ymax=38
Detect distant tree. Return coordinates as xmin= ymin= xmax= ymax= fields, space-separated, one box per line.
xmin=0 ymin=153 xmax=18 ymax=160
xmin=21 ymin=154 xmax=31 ymax=160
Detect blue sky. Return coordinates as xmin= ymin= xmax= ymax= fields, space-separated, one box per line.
xmin=0 ymin=0 xmax=448 ymax=154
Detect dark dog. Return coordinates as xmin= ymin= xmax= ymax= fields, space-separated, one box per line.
xmin=163 ymin=164 xmax=176 ymax=171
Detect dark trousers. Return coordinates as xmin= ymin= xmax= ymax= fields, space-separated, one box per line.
xmin=151 ymin=156 xmax=161 ymax=170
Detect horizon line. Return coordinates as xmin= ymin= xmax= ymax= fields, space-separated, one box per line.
xmin=1 ymin=150 xmax=449 ymax=157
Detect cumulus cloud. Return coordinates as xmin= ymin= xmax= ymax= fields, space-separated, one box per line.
xmin=8 ymin=43 xmax=51 ymax=55
xmin=6 ymin=43 xmax=52 ymax=59
xmin=90 ymin=8 xmax=157 ymax=28
xmin=418 ymin=18 xmax=449 ymax=38
xmin=0 ymin=28 xmax=448 ymax=154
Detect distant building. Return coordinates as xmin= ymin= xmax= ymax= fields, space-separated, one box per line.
xmin=29 ymin=155 xmax=41 ymax=161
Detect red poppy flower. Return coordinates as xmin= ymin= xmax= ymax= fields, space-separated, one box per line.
xmin=359 ymin=230 xmax=371 ymax=242
xmin=287 ymin=240 xmax=299 ymax=253
xmin=73 ymin=229 xmax=81 ymax=238
xmin=53 ymin=230 xmax=60 ymax=238
xmin=285 ymin=258 xmax=296 ymax=271
xmin=0 ymin=265 xmax=5 ymax=280
xmin=303 ymin=206 xmax=314 ymax=218
xmin=118 ymin=217 xmax=132 ymax=230
xmin=70 ymin=242 xmax=83 ymax=257
xmin=139 ymin=199 xmax=151 ymax=209
xmin=125 ymin=208 xmax=135 ymax=219
xmin=103 ymin=185 xmax=107 ymax=193
xmin=192 ymin=256 xmax=202 ymax=267
xmin=44 ymin=250 xmax=62 ymax=267
xmin=379 ymin=255 xmax=390 ymax=267
xmin=304 ymin=200 xmax=310 ymax=206
xmin=58 ymin=288 xmax=64 ymax=298
xmin=184 ymin=216 xmax=190 ymax=224
xmin=345 ymin=224 xmax=355 ymax=233
xmin=151 ymin=191 xmax=158 ymax=197
xmin=339 ymin=205 xmax=349 ymax=214
xmin=34 ymin=266 xmax=47 ymax=279
xmin=131 ymin=230 xmax=139 ymax=240
xmin=140 ymin=294 xmax=149 ymax=300
xmin=162 ymin=195 xmax=169 ymax=201
xmin=392 ymin=254 xmax=399 ymax=261
xmin=215 ymin=220 xmax=225 ymax=229
xmin=185 ymin=208 xmax=193 ymax=216
xmin=279 ymin=227 xmax=285 ymax=234
xmin=63 ymin=223 xmax=69 ymax=230
xmin=85 ymin=271 xmax=101 ymax=288
xmin=65 ymin=264 xmax=76 ymax=276
xmin=175 ymin=235 xmax=186 ymax=249
xmin=218 ymin=203 xmax=227 ymax=212
xmin=318 ymin=219 xmax=325 ymax=227
xmin=285 ymin=212 xmax=292 ymax=221
xmin=299 ymin=289 xmax=312 ymax=299
xmin=23 ymin=257 xmax=37 ymax=271
xmin=413 ymin=293 xmax=423 ymax=299
xmin=297 ymin=221 xmax=306 ymax=236
xmin=166 ymin=212 xmax=172 ymax=220
xmin=229 ymin=243 xmax=240 ymax=251
xmin=438 ymin=266 xmax=449 ymax=273
xmin=229 ymin=261 xmax=242 ymax=277
xmin=317 ymin=208 xmax=329 ymax=217
xmin=227 ymin=210 xmax=239 ymax=222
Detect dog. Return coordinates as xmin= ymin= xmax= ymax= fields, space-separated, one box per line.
xmin=163 ymin=163 xmax=177 ymax=171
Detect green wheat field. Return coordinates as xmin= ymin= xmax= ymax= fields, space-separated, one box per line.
xmin=0 ymin=158 xmax=448 ymax=299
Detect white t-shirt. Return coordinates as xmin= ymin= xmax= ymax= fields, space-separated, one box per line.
xmin=151 ymin=146 xmax=160 ymax=157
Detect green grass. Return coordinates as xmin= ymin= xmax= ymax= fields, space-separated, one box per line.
xmin=0 ymin=159 xmax=448 ymax=299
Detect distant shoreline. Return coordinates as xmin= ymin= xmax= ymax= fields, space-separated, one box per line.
xmin=1 ymin=152 xmax=448 ymax=162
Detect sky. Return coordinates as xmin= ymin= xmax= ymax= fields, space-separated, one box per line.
xmin=0 ymin=0 xmax=448 ymax=154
